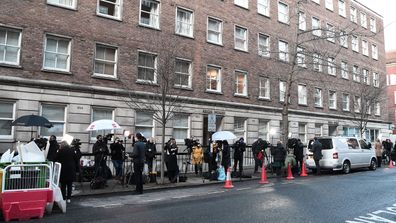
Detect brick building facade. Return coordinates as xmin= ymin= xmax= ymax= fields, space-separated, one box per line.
xmin=0 ymin=0 xmax=389 ymax=152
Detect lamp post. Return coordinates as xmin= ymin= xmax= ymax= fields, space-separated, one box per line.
xmin=269 ymin=128 xmax=276 ymax=145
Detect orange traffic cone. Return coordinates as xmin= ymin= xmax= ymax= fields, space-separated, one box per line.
xmin=286 ymin=163 xmax=295 ymax=180
xmin=389 ymin=160 xmax=395 ymax=168
xmin=224 ymin=167 xmax=234 ymax=189
xmin=259 ymin=163 xmax=269 ymax=184
xmin=300 ymin=162 xmax=308 ymax=177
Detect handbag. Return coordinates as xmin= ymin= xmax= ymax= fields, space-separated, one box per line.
xmin=217 ymin=166 xmax=226 ymax=181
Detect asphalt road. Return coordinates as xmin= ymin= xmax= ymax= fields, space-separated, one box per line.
xmin=31 ymin=167 xmax=396 ymax=223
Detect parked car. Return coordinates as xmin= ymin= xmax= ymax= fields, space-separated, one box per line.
xmin=305 ymin=137 xmax=377 ymax=174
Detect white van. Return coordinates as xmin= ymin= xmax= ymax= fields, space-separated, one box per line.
xmin=305 ymin=137 xmax=377 ymax=174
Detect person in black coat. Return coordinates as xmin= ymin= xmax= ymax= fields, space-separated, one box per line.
xmin=110 ymin=138 xmax=125 ymax=179
xmin=312 ymin=137 xmax=323 ymax=175
xmin=221 ymin=140 xmax=231 ymax=172
xmin=145 ymin=137 xmax=157 ymax=173
xmin=252 ymin=138 xmax=267 ymax=173
xmin=271 ymin=141 xmax=286 ymax=176
xmin=47 ymin=135 xmax=59 ymax=162
xmin=165 ymin=138 xmax=179 ymax=183
xmin=131 ymin=133 xmax=146 ymax=194
xmin=93 ymin=135 xmax=109 ymax=179
xmin=294 ymin=139 xmax=304 ymax=174
xmin=233 ymin=137 xmax=246 ymax=176
xmin=55 ymin=141 xmax=79 ymax=203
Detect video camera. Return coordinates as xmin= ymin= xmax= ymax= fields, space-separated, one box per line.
xmin=71 ymin=138 xmax=82 ymax=146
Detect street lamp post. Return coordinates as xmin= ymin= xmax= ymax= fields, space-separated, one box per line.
xmin=269 ymin=128 xmax=276 ymax=145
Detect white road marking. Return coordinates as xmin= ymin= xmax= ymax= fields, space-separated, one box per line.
xmin=207 ymin=190 xmax=226 ymax=195
xmin=346 ymin=203 xmax=396 ymax=223
xmin=236 ymin=187 xmax=251 ymax=191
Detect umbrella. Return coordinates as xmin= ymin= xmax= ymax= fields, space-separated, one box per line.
xmin=86 ymin=119 xmax=122 ymax=131
xmin=11 ymin=114 xmax=53 ymax=139
xmin=212 ymin=131 xmax=237 ymax=141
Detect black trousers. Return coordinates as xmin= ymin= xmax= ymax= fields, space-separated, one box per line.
xmin=377 ymin=156 xmax=382 ymax=167
xmin=134 ymin=163 xmax=144 ymax=193
xmin=314 ymin=159 xmax=321 ymax=175
xmin=233 ymin=156 xmax=243 ymax=174
xmin=60 ymin=181 xmax=73 ymax=200
xmin=253 ymin=156 xmax=262 ymax=172
xmin=296 ymin=159 xmax=303 ymax=173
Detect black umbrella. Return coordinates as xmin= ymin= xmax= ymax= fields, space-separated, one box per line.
xmin=11 ymin=115 xmax=53 ymax=138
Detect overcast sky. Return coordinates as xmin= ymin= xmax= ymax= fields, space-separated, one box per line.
xmin=356 ymin=0 xmax=396 ymax=52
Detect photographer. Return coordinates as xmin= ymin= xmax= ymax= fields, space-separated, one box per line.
xmin=145 ymin=137 xmax=157 ymax=173
xmin=165 ymin=138 xmax=178 ymax=183
xmin=191 ymin=139 xmax=203 ymax=176
xmin=252 ymin=138 xmax=267 ymax=173
xmin=110 ymin=137 xmax=125 ymax=179
xmin=93 ymin=135 xmax=109 ymax=180
xmin=233 ymin=137 xmax=246 ymax=176
xmin=47 ymin=135 xmax=59 ymax=162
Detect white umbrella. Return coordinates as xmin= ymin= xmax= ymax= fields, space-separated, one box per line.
xmin=86 ymin=119 xmax=122 ymax=131
xmin=212 ymin=131 xmax=237 ymax=141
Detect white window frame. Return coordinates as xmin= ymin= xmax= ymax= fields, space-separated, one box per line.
xmin=354 ymin=96 xmax=361 ymax=113
xmin=342 ymin=94 xmax=350 ymax=111
xmin=94 ymin=44 xmax=118 ymax=78
xmin=325 ymin=0 xmax=333 ymax=11
xmin=90 ymin=107 xmax=114 ymax=140
xmin=278 ymin=2 xmax=289 ymax=24
xmin=326 ymin=23 xmax=335 ymax=43
xmin=362 ymin=40 xmax=369 ymax=56
xmin=297 ymin=47 xmax=306 ymax=67
xmin=314 ymin=88 xmax=323 ymax=107
xmin=206 ymin=65 xmax=222 ymax=93
xmin=313 ymin=53 xmax=322 ymax=72
xmin=137 ymin=51 xmax=157 ymax=83
xmin=360 ymin=12 xmax=367 ymax=28
xmin=258 ymin=33 xmax=270 ymax=57
xmin=315 ymin=124 xmax=323 ymax=137
xmin=258 ymin=119 xmax=269 ymax=141
xmin=352 ymin=35 xmax=359 ymax=52
xmin=175 ymin=7 xmax=194 ymax=38
xmin=374 ymin=102 xmax=380 ymax=116
xmin=298 ymin=84 xmax=307 ymax=105
xmin=372 ymin=44 xmax=378 ymax=60
xmin=327 ymin=57 xmax=336 ymax=76
xmin=207 ymin=17 xmax=223 ymax=45
xmin=370 ymin=17 xmax=376 ymax=33
xmin=329 ymin=91 xmax=337 ymax=109
xmin=312 ymin=17 xmax=321 ymax=36
xmin=47 ymin=0 xmax=77 ymax=9
xmin=0 ymin=101 xmax=15 ymax=139
xmin=235 ymin=70 xmax=248 ymax=96
xmin=298 ymin=123 xmax=307 ymax=143
xmin=234 ymin=25 xmax=248 ymax=51
xmin=234 ymin=117 xmax=247 ymax=140
xmin=43 ymin=34 xmax=71 ymax=72
xmin=350 ymin=6 xmax=357 ymax=23
xmin=373 ymin=72 xmax=379 ymax=87
xmin=174 ymin=58 xmax=192 ymax=88
xmin=0 ymin=27 xmax=22 ymax=66
xmin=298 ymin=11 xmax=306 ymax=31
xmin=97 ymin=0 xmax=122 ymax=20
xmin=362 ymin=69 xmax=370 ymax=85
xmin=312 ymin=0 xmax=320 ymax=4
xmin=339 ymin=31 xmax=348 ymax=48
xmin=135 ymin=111 xmax=155 ymax=138
xmin=353 ymin=65 xmax=360 ymax=82
xmin=259 ymin=77 xmax=270 ymax=99
xmin=139 ymin=0 xmax=160 ymax=29
xmin=279 ymin=80 xmax=286 ymax=102
xmin=258 ymin=0 xmax=270 ymax=17
xmin=341 ymin=61 xmax=348 ymax=79
xmin=338 ymin=0 xmax=346 ymax=17
xmin=234 ymin=0 xmax=248 ymax=9
xmin=40 ymin=104 xmax=67 ymax=138
xmin=172 ymin=114 xmax=190 ymax=143
xmin=278 ymin=40 xmax=289 ymax=62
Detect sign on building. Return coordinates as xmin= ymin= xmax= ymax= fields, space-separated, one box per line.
xmin=208 ymin=114 xmax=216 ymax=132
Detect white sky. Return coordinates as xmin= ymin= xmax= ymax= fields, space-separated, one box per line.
xmin=356 ymin=0 xmax=396 ymax=52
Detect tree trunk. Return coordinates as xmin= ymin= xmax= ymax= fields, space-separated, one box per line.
xmin=160 ymin=124 xmax=166 ymax=184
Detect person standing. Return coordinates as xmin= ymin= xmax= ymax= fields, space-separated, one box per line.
xmin=46 ymin=135 xmax=59 ymax=162
xmin=374 ymin=139 xmax=383 ymax=167
xmin=221 ymin=140 xmax=231 ymax=173
xmin=252 ymin=138 xmax=265 ymax=173
xmin=93 ymin=135 xmax=109 ymax=179
xmin=145 ymin=137 xmax=157 ymax=174
xmin=131 ymin=133 xmax=146 ymax=194
xmin=191 ymin=141 xmax=203 ymax=176
xmin=55 ymin=141 xmax=79 ymax=203
xmin=165 ymin=138 xmax=179 ymax=183
xmin=233 ymin=137 xmax=246 ymax=176
xmin=312 ymin=137 xmax=323 ymax=175
xmin=110 ymin=138 xmax=125 ymax=179
xmin=294 ymin=139 xmax=304 ymax=174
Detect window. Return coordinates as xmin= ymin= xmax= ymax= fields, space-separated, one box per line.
xmin=353 ymin=65 xmax=360 ymax=82
xmin=135 ymin=112 xmax=154 ymax=138
xmin=352 ymin=35 xmax=359 ymax=52
xmin=176 ymin=7 xmax=194 ymax=37
xmin=372 ymin=44 xmax=378 ymax=60
xmin=370 ymin=18 xmax=376 ymax=33
xmin=172 ymin=114 xmax=189 ymax=141
xmin=97 ymin=0 xmax=122 ymax=20
xmin=325 ymin=0 xmax=333 ymax=11
xmin=0 ymin=27 xmax=22 ymax=66
xmin=374 ymin=102 xmax=380 ymax=116
xmin=354 ymin=96 xmax=361 ymax=113
xmin=312 ymin=17 xmax=321 ymax=36
xmin=174 ymin=59 xmax=191 ymax=88
xmin=313 ymin=53 xmax=322 ymax=72
xmin=314 ymin=88 xmax=323 ymax=107
xmin=329 ymin=91 xmax=337 ymax=109
xmin=373 ymin=72 xmax=379 ymax=87
xmin=138 ymin=51 xmax=157 ymax=83
xmin=326 ymin=23 xmax=335 ymax=42
xmin=279 ymin=81 xmax=286 ymax=102
xmin=341 ymin=61 xmax=348 ymax=79
xmin=360 ymin=12 xmax=367 ymax=28
xmin=94 ymin=44 xmax=117 ymax=78
xmin=298 ymin=123 xmax=307 ymax=143
xmin=350 ymin=7 xmax=357 ymax=23
xmin=207 ymin=17 xmax=222 ymax=45
xmin=0 ymin=101 xmax=14 ymax=138
xmin=343 ymin=127 xmax=359 ymax=137
xmin=258 ymin=0 xmax=269 ymax=16
xmin=234 ymin=117 xmax=246 ymax=140
xmin=91 ymin=107 xmax=113 ymax=138
xmin=139 ymin=0 xmax=160 ymax=29
xmin=47 ymin=0 xmax=76 ymax=8
xmin=338 ymin=0 xmax=346 ymax=17
xmin=297 ymin=47 xmax=306 ymax=67
xmin=43 ymin=35 xmax=71 ymax=72
xmin=41 ymin=104 xmax=66 ymax=138
xmin=389 ymin=74 xmax=396 ymax=86
xmin=234 ymin=26 xmax=248 ymax=51
xmin=278 ymin=40 xmax=288 ymax=62
xmin=315 ymin=124 xmax=323 ymax=137
xmin=258 ymin=34 xmax=270 ymax=57
xmin=298 ymin=12 xmax=306 ymax=30
xmin=235 ymin=70 xmax=248 ymax=96
xmin=259 ymin=77 xmax=270 ymax=99
xmin=327 ymin=57 xmax=336 ymax=76
xmin=278 ymin=2 xmax=289 ymax=24
xmin=362 ymin=69 xmax=369 ymax=85
xmin=206 ymin=65 xmax=221 ymax=92
xmin=298 ymin=84 xmax=307 ymax=105
xmin=342 ymin=94 xmax=350 ymax=111
xmin=258 ymin=119 xmax=269 ymax=140
xmin=339 ymin=31 xmax=348 ymax=48
xmin=234 ymin=0 xmax=248 ymax=8
xmin=362 ymin=40 xmax=369 ymax=56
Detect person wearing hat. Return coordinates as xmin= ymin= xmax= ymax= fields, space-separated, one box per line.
xmin=165 ymin=138 xmax=179 ymax=183
xmin=110 ymin=137 xmax=125 ymax=179
xmin=93 ymin=135 xmax=109 ymax=179
xmin=131 ymin=133 xmax=146 ymax=194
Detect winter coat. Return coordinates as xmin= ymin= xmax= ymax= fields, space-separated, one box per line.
xmin=294 ymin=141 xmax=304 ymax=161
xmin=221 ymin=144 xmax=231 ymax=167
xmin=252 ymin=139 xmax=267 ymax=158
xmin=110 ymin=142 xmax=125 ymax=161
xmin=284 ymin=153 xmax=297 ymax=167
xmin=132 ymin=141 xmax=146 ymax=164
xmin=272 ymin=143 xmax=286 ymax=162
xmin=233 ymin=140 xmax=246 ymax=159
xmin=312 ymin=140 xmax=323 ymax=160
xmin=166 ymin=143 xmax=178 ymax=171
xmin=145 ymin=142 xmax=157 ymax=160
xmin=375 ymin=141 xmax=383 ymax=157
xmin=93 ymin=141 xmax=109 ymax=164
xmin=47 ymin=140 xmax=59 ymax=162
xmin=55 ymin=146 xmax=79 ymax=183
xmin=191 ymin=145 xmax=203 ymax=165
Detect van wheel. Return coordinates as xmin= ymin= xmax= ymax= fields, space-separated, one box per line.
xmin=342 ymin=161 xmax=351 ymax=174
xmin=369 ymin=158 xmax=377 ymax=171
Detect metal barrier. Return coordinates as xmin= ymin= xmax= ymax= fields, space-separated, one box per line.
xmin=1 ymin=164 xmax=52 ymax=192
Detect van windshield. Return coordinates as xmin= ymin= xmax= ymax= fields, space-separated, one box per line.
xmin=318 ymin=139 xmax=333 ymax=150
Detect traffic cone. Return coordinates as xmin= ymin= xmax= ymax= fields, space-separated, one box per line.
xmin=224 ymin=167 xmax=234 ymax=189
xmin=259 ymin=162 xmax=269 ymax=184
xmin=300 ymin=162 xmax=308 ymax=177
xmin=286 ymin=163 xmax=295 ymax=180
xmin=389 ymin=160 xmax=395 ymax=168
